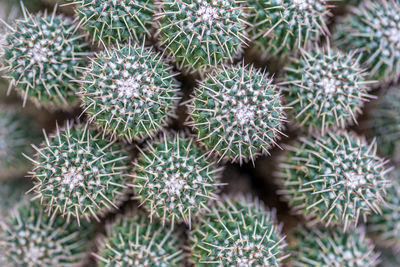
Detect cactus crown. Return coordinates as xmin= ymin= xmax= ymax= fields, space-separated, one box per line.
xmin=157 ymin=0 xmax=247 ymax=72
xmin=80 ymin=43 xmax=180 ymax=141
xmin=29 ymin=121 xmax=131 ymax=223
xmin=131 ymin=132 xmax=223 ymax=226
xmin=277 ymin=131 xmax=390 ymax=230
xmin=189 ymin=64 xmax=285 ymax=164
xmin=190 ymin=194 xmax=288 ymax=266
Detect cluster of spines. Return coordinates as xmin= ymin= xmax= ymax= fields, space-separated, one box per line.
xmin=188 ymin=64 xmax=286 ymax=164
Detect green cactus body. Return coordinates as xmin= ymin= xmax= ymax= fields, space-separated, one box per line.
xmin=334 ymin=0 xmax=400 ymax=82
xmin=247 ymin=0 xmax=330 ymax=55
xmin=30 ymin=122 xmax=131 ymax=223
xmin=277 ymin=131 xmax=390 ymax=230
xmin=290 ymin=226 xmax=378 ymax=266
xmin=189 ymin=65 xmax=285 ymax=164
xmin=0 ymin=200 xmax=93 ymax=266
xmin=80 ymin=44 xmax=179 ymax=141
xmin=2 ymin=10 xmax=90 ymax=108
xmin=281 ymin=47 xmax=373 ymax=133
xmin=157 ymin=0 xmax=247 ymax=73
xmin=74 ymin=0 xmax=153 ymax=45
xmin=96 ymin=210 xmax=184 ymax=266
xmin=132 ymin=133 xmax=223 ymax=225
xmin=190 ymin=195 xmax=287 ymax=266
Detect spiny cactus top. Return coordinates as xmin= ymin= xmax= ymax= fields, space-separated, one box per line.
xmin=190 ymin=195 xmax=288 ymax=266
xmin=1 ymin=9 xmax=90 ymax=108
xmin=247 ymin=0 xmax=330 ymax=55
xmin=80 ymin=44 xmax=179 ymax=141
xmin=131 ymin=133 xmax=223 ymax=226
xmin=277 ymin=131 xmax=390 ymax=230
xmin=74 ymin=0 xmax=153 ymax=45
xmin=0 ymin=200 xmax=93 ymax=266
xmin=156 ymin=0 xmax=247 ymax=73
xmin=0 ymin=108 xmax=41 ymax=180
xmin=95 ymin=210 xmax=184 ymax=266
xmin=289 ymin=226 xmax=378 ymax=266
xmin=189 ymin=65 xmax=285 ymax=164
xmin=281 ymin=47 xmax=373 ymax=133
xmin=334 ymin=0 xmax=400 ymax=82
xmin=29 ymin=122 xmax=131 ymax=223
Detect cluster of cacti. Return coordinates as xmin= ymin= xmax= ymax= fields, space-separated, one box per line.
xmin=2 ymin=0 xmax=400 ymax=266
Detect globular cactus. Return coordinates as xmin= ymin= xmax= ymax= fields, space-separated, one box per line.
xmin=247 ymin=0 xmax=330 ymax=56
xmin=74 ymin=0 xmax=154 ymax=45
xmin=334 ymin=0 xmax=400 ymax=82
xmin=276 ymin=131 xmax=390 ymax=230
xmin=80 ymin=44 xmax=180 ymax=142
xmin=189 ymin=194 xmax=288 ymax=266
xmin=95 ymin=210 xmax=184 ymax=266
xmin=188 ymin=64 xmax=286 ymax=164
xmin=131 ymin=132 xmax=223 ymax=226
xmin=156 ymin=0 xmax=247 ymax=73
xmin=1 ymin=8 xmax=90 ymax=108
xmin=0 ymin=200 xmax=93 ymax=266
xmin=289 ymin=226 xmax=378 ymax=266
xmin=28 ymin=121 xmax=131 ymax=223
xmin=281 ymin=47 xmax=373 ymax=133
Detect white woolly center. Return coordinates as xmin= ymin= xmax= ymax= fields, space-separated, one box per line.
xmin=320 ymin=77 xmax=339 ymax=94
xmin=345 ymin=172 xmax=366 ymax=189
xmin=387 ymin=27 xmax=400 ymax=47
xmin=293 ymin=0 xmax=314 ymax=9
xmin=30 ymin=42 xmax=50 ymax=64
xmin=116 ymin=77 xmax=141 ymax=98
xmin=25 ymin=243 xmax=45 ymax=263
xmin=198 ymin=3 xmax=219 ymax=22
xmin=233 ymin=102 xmax=255 ymax=126
xmin=61 ymin=167 xmax=84 ymax=190
xmin=164 ymin=174 xmax=185 ymax=196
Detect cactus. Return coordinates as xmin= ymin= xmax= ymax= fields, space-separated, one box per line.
xmin=131 ymin=132 xmax=223 ymax=226
xmin=80 ymin=44 xmax=180 ymax=141
xmin=334 ymin=0 xmax=400 ymax=82
xmin=189 ymin=194 xmax=288 ymax=266
xmin=289 ymin=226 xmax=378 ymax=266
xmin=156 ymin=0 xmax=247 ymax=73
xmin=276 ymin=131 xmax=390 ymax=230
xmin=281 ymin=47 xmax=373 ymax=133
xmin=95 ymin=210 xmax=184 ymax=266
xmin=188 ymin=64 xmax=285 ymax=164
xmin=1 ymin=8 xmax=90 ymax=108
xmin=246 ymin=0 xmax=330 ymax=55
xmin=28 ymin=121 xmax=131 ymax=223
xmin=0 ymin=199 xmax=93 ymax=266
xmin=74 ymin=0 xmax=154 ymax=45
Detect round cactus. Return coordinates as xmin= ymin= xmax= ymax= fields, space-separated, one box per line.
xmin=74 ymin=0 xmax=153 ymax=45
xmin=80 ymin=44 xmax=180 ymax=141
xmin=29 ymin=121 xmax=131 ymax=223
xmin=290 ymin=226 xmax=378 ymax=266
xmin=156 ymin=0 xmax=247 ymax=73
xmin=334 ymin=0 xmax=400 ymax=82
xmin=189 ymin=194 xmax=288 ymax=266
xmin=131 ymin=132 xmax=223 ymax=225
xmin=0 ymin=199 xmax=93 ymax=266
xmin=1 ymin=9 xmax=90 ymax=108
xmin=247 ymin=0 xmax=330 ymax=55
xmin=276 ymin=131 xmax=390 ymax=230
xmin=95 ymin=210 xmax=184 ymax=266
xmin=188 ymin=65 xmax=285 ymax=164
xmin=281 ymin=47 xmax=373 ymax=133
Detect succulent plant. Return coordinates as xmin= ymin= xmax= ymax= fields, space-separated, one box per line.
xmin=80 ymin=44 xmax=180 ymax=141
xmin=188 ymin=64 xmax=285 ymax=164
xmin=289 ymin=226 xmax=378 ymax=266
xmin=156 ymin=0 xmax=247 ymax=73
xmin=131 ymin=132 xmax=223 ymax=226
xmin=1 ymin=8 xmax=90 ymax=108
xmin=189 ymin=194 xmax=288 ymax=266
xmin=334 ymin=0 xmax=400 ymax=82
xmin=95 ymin=209 xmax=184 ymax=266
xmin=276 ymin=131 xmax=390 ymax=230
xmin=246 ymin=0 xmax=330 ymax=56
xmin=0 ymin=199 xmax=93 ymax=266
xmin=29 ymin=121 xmax=131 ymax=223
xmin=281 ymin=47 xmax=373 ymax=133
xmin=74 ymin=0 xmax=154 ymax=45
